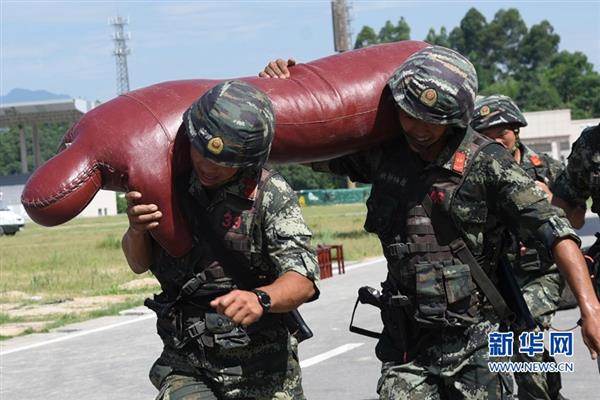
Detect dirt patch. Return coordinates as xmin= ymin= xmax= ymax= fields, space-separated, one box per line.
xmin=5 ymin=295 xmax=142 ymax=318
xmin=0 ymin=321 xmax=49 ymax=337
xmin=119 ymin=277 xmax=159 ymax=291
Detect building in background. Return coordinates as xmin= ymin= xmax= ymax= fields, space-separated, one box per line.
xmin=520 ymin=109 xmax=600 ymax=163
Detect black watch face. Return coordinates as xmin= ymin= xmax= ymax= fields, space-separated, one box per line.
xmin=256 ymin=290 xmax=271 ymax=309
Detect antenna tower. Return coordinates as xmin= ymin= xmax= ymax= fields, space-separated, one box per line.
xmin=110 ymin=16 xmax=131 ymax=95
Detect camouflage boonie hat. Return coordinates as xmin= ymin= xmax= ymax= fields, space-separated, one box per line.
xmin=471 ymin=94 xmax=528 ymax=132
xmin=387 ymin=45 xmax=477 ymax=128
xmin=184 ymin=80 xmax=275 ymax=168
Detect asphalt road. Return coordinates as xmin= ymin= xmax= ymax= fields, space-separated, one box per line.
xmin=2 ymin=216 xmax=600 ymax=399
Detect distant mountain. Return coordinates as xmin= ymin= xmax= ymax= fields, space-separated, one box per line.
xmin=0 ymin=88 xmax=71 ymax=104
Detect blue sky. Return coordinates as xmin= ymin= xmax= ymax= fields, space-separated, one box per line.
xmin=2 ymin=0 xmax=599 ymax=103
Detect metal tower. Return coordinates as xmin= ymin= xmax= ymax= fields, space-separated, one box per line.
xmin=331 ymin=0 xmax=353 ymax=52
xmin=110 ymin=16 xmax=131 ymax=95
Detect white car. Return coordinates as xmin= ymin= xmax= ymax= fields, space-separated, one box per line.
xmin=0 ymin=208 xmax=25 ymax=235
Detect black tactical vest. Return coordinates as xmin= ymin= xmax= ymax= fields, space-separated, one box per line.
xmin=365 ymin=133 xmax=496 ymax=328
xmin=147 ymin=168 xmax=279 ymax=324
xmin=147 ymin=168 xmax=285 ymax=371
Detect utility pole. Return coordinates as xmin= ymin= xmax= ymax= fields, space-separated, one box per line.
xmin=331 ymin=0 xmax=356 ymax=188
xmin=331 ymin=0 xmax=353 ymax=52
xmin=110 ymin=16 xmax=131 ymax=95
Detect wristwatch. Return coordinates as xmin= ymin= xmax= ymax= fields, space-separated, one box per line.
xmin=252 ymin=289 xmax=271 ymax=313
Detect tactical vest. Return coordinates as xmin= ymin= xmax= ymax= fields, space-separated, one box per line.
xmin=511 ymin=148 xmax=553 ymax=276
xmin=366 ymin=133 xmax=510 ymax=328
xmin=146 ymin=168 xmax=283 ymax=370
xmin=186 ymin=168 xmax=280 ymax=289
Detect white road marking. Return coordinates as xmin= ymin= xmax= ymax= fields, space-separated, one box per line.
xmin=345 ymin=257 xmax=385 ymax=271
xmin=332 ymin=256 xmax=385 ymax=275
xmin=300 ymin=343 xmax=364 ymax=368
xmin=0 ymin=314 xmax=155 ymax=356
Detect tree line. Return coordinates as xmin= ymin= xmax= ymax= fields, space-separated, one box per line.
xmin=355 ymin=8 xmax=600 ymax=119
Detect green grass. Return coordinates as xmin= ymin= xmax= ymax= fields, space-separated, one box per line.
xmin=0 ymin=298 xmax=146 ymax=341
xmin=0 ymin=312 xmax=27 ymax=324
xmin=0 ymin=215 xmax=142 ymax=297
xmin=0 ymin=204 xmax=380 ymax=337
xmin=302 ymin=203 xmax=381 ymax=261
xmin=38 ymin=297 xmax=146 ymax=333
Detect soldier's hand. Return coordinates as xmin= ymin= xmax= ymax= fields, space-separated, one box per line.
xmin=125 ymin=191 xmax=162 ymax=233
xmin=581 ymin=310 xmax=600 ymax=359
xmin=259 ymin=58 xmax=296 ymax=79
xmin=210 ymin=289 xmax=263 ymax=326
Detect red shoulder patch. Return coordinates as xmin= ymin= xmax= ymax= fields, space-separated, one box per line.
xmin=452 ymin=151 xmax=466 ymax=174
xmin=529 ymin=155 xmax=543 ymax=167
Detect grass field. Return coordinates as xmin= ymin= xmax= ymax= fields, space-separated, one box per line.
xmin=0 ymin=203 xmax=380 ymax=338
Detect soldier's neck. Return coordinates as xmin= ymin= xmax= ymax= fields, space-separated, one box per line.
xmin=417 ymin=139 xmax=447 ymax=162
xmin=513 ymin=147 xmax=522 ymax=164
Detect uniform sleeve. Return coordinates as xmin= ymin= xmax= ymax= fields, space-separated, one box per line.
xmin=311 ymin=146 xmax=383 ymax=184
xmin=552 ymin=132 xmax=594 ymax=209
xmin=262 ymin=175 xmax=320 ymax=300
xmin=483 ymin=145 xmax=580 ymax=261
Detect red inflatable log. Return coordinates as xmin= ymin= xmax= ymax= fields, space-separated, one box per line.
xmin=22 ymin=40 xmax=428 ymax=257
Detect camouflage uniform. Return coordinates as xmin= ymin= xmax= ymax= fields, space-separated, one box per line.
xmin=553 ymin=124 xmax=600 ymax=215
xmin=473 ymin=96 xmax=567 ymax=399
xmin=314 ymin=47 xmax=578 ymax=399
xmin=147 ymin=81 xmax=320 ymax=400
xmin=509 ymin=144 xmax=565 ymax=320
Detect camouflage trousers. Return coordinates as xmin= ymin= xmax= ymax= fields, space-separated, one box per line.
xmin=513 ymin=271 xmax=565 ymax=400
xmin=376 ymin=317 xmax=513 ymax=400
xmin=150 ymin=334 xmax=305 ymax=400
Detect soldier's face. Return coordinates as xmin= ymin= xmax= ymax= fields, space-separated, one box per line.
xmin=397 ymin=109 xmax=447 ymax=153
xmin=190 ymin=147 xmax=239 ymax=188
xmin=481 ymin=126 xmax=517 ymax=152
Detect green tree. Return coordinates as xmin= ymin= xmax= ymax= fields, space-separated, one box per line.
xmin=274 ymin=164 xmax=346 ymax=190
xmin=480 ymin=77 xmax=521 ymax=99
xmin=518 ymin=20 xmax=560 ymax=71
xmin=377 ymin=17 xmax=411 ymax=43
xmin=448 ymin=8 xmax=487 ymax=57
xmin=354 ymin=17 xmax=411 ymax=49
xmin=546 ymin=51 xmax=594 ymax=103
xmin=569 ymin=74 xmax=600 ymax=118
xmin=354 ymin=26 xmax=378 ymax=49
xmin=424 ymin=26 xmax=449 ymax=47
xmin=485 ymin=9 xmax=527 ymax=79
xmin=354 ymin=7 xmax=599 ymax=118
xmin=514 ymin=73 xmax=563 ymax=111
xmin=545 ymin=51 xmax=600 ymax=118
xmin=448 ymin=8 xmax=495 ymax=89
